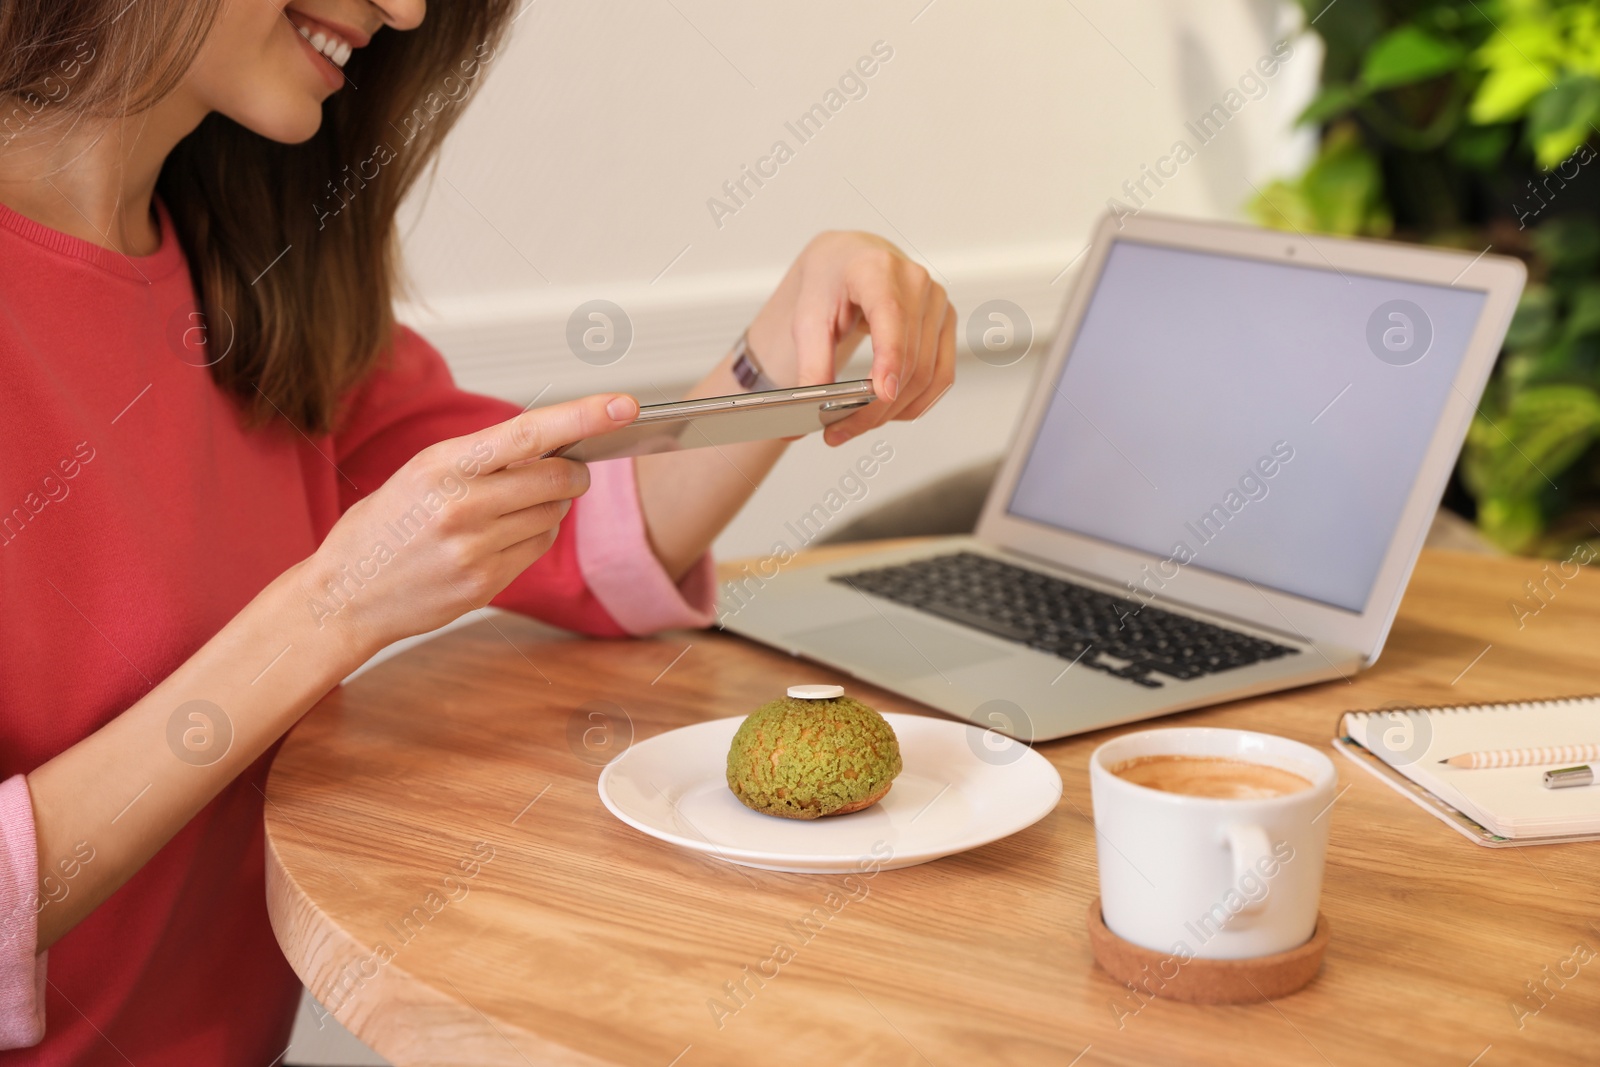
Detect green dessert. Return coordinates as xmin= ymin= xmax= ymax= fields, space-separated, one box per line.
xmin=726 ymin=690 xmax=902 ymax=819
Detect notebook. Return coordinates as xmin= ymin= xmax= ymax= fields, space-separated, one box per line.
xmin=1336 ymin=695 xmax=1600 ymax=846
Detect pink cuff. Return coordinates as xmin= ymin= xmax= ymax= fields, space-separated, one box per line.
xmin=575 ymin=457 xmax=717 ymax=635
xmin=0 ymin=776 xmax=45 ymax=1049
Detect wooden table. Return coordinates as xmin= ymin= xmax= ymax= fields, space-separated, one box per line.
xmin=265 ymin=544 xmax=1600 ymax=1066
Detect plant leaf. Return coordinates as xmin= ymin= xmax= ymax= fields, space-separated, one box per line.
xmin=1247 ymin=179 xmax=1318 ymax=234
xmin=1245 ymin=124 xmax=1390 ymax=236
xmin=1565 ymin=282 xmax=1600 ymax=341
xmin=1300 ymin=0 xmax=1386 ymax=84
xmin=1532 ymin=216 xmax=1600 ymax=273
xmin=1470 ymin=60 xmax=1554 ymax=124
xmin=1510 ymin=338 xmax=1584 ymax=389
xmin=1361 ymin=26 xmax=1466 ymax=92
xmin=1297 ymin=84 xmax=1361 ymax=126
xmin=1463 ymin=384 xmax=1600 ymax=501
xmin=1506 ymin=285 xmax=1558 ymax=349
xmin=1448 ymin=123 xmax=1514 ymax=168
xmin=1300 ymin=125 xmax=1389 ymax=235
xmin=1528 ymin=75 xmax=1600 ymax=167
xmin=1475 ymin=496 xmax=1544 ymax=554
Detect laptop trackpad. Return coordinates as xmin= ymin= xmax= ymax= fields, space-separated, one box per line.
xmin=784 ymin=615 xmax=1011 ymax=680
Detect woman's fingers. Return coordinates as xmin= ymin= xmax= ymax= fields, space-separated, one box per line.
xmin=490 ymin=498 xmax=573 ymax=552
xmin=893 ymin=278 xmax=946 ymax=419
xmin=897 ymin=303 xmax=957 ymax=421
xmin=496 ymin=526 xmax=563 ymax=584
xmin=471 ymin=392 xmax=639 ymax=474
xmin=469 ymin=457 xmax=591 ymax=519
xmin=847 ymin=250 xmax=910 ymax=405
xmin=745 ymin=231 xmax=958 ymax=447
xmin=306 ymin=393 xmax=641 ymax=646
xmin=791 ymin=288 xmax=842 ymax=389
xmin=826 ymin=261 xmax=946 ymax=443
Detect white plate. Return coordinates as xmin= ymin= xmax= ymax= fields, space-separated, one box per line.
xmin=597 ymin=713 xmax=1063 ymax=873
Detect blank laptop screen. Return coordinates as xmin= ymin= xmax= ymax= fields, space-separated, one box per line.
xmin=1007 ymin=238 xmax=1488 ymax=612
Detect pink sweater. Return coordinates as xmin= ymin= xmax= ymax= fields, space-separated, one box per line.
xmin=0 ymin=198 xmax=715 ymax=1062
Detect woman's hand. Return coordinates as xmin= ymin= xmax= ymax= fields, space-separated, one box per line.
xmin=298 ymin=392 xmax=640 ymax=654
xmin=745 ymin=231 xmax=956 ymax=445
xmin=28 ymin=393 xmax=640 ymax=952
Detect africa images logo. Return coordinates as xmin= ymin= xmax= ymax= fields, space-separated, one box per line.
xmin=1365 ymin=299 xmax=1433 ymax=367
xmin=566 ymin=299 xmax=633 ymax=367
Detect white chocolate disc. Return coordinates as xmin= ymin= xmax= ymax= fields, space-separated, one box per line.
xmin=786 ymin=684 xmax=845 ymax=700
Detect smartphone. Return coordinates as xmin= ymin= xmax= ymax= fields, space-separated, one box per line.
xmin=550 ymin=379 xmax=877 ymax=462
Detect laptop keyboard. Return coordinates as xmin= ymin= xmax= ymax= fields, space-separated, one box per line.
xmin=831 ymin=551 xmax=1298 ymax=688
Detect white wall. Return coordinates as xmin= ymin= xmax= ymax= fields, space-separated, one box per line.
xmin=291 ymin=2 xmax=1318 ymax=1060
xmin=390 ymin=0 xmax=1318 ymax=559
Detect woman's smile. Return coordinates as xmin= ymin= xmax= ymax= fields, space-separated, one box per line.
xmin=283 ymin=6 xmax=372 ymax=89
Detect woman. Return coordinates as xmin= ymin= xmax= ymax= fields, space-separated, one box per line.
xmin=0 ymin=0 xmax=955 ymax=1060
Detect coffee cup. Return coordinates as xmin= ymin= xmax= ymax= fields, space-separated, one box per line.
xmin=1088 ymin=727 xmax=1336 ymax=960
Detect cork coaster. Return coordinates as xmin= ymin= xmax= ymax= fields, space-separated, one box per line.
xmin=1087 ymin=897 xmax=1329 ymax=1004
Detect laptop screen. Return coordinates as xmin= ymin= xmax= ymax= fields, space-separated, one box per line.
xmin=1007 ymin=238 xmax=1488 ymax=612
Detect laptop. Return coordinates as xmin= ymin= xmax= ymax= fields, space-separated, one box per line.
xmin=721 ymin=212 xmax=1526 ymax=742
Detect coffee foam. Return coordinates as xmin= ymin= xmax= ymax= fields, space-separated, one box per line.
xmin=1110 ymin=754 xmax=1311 ymax=800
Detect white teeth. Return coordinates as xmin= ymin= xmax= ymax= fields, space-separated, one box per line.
xmin=294 ymin=19 xmax=352 ymax=69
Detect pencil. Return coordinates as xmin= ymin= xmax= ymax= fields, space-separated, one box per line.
xmin=1439 ymin=743 xmax=1600 ymax=769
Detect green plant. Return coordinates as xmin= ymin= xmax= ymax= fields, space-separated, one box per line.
xmin=1251 ymin=0 xmax=1600 ymax=556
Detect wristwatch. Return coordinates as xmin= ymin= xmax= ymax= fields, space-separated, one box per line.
xmin=730 ymin=330 xmax=781 ymax=392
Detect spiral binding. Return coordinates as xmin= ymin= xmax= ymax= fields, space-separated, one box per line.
xmin=1344 ymin=693 xmax=1599 ymax=721
xmin=1346 ymin=694 xmax=1600 ymax=768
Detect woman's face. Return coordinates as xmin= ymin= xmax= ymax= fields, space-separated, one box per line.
xmin=182 ymin=0 xmax=425 ymax=143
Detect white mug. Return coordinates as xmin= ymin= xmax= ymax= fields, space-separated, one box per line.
xmin=1088 ymin=727 xmax=1336 ymax=960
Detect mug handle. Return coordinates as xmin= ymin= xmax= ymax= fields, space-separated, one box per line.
xmin=1225 ymin=823 xmax=1274 ymax=920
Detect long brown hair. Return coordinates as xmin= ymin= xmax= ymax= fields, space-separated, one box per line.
xmin=1 ymin=0 xmax=515 ymax=434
